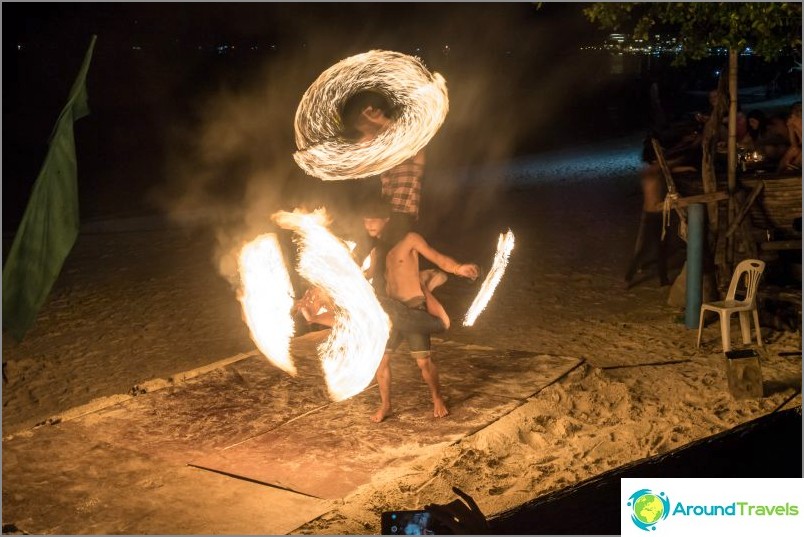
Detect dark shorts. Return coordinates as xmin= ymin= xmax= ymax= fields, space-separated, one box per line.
xmin=384 ymin=296 xmax=434 ymax=357
xmin=378 ymin=296 xmax=446 ymax=335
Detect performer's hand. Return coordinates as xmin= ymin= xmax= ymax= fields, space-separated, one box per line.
xmin=425 ymin=486 xmax=489 ymax=535
xmin=456 ymin=263 xmax=480 ymax=280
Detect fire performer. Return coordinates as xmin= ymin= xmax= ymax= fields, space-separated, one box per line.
xmin=362 ymin=200 xmax=479 ymax=422
xmin=342 ymin=90 xmax=425 ymax=238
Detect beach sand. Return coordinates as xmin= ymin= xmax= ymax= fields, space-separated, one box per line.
xmin=2 ymin=138 xmax=801 ymax=533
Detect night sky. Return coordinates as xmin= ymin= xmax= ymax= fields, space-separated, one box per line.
xmin=3 ymin=3 xmax=618 ymax=230
xmin=18 ymin=3 xmax=794 ymax=235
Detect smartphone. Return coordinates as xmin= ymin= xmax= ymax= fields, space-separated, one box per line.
xmin=381 ymin=509 xmax=442 ymax=535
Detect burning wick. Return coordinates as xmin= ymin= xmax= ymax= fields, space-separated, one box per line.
xmin=463 ymin=230 xmax=515 ymax=327
xmin=237 ymin=233 xmax=297 ymax=375
xmin=273 ymin=208 xmax=390 ymax=401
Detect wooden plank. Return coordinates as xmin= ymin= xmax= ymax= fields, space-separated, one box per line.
xmin=651 ymin=138 xmax=678 ymax=195
xmin=760 ymin=240 xmax=802 ymax=251
xmin=651 ymin=191 xmax=729 ymax=212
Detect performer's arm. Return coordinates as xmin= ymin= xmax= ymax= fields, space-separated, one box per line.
xmin=364 ymin=247 xmax=378 ymax=279
xmin=407 ymin=233 xmax=479 ymax=280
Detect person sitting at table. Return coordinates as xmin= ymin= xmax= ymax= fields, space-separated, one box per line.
xmin=778 ymin=102 xmax=802 ymax=173
xmin=761 ymin=112 xmax=794 ymax=163
xmin=741 ymin=109 xmax=767 ymax=150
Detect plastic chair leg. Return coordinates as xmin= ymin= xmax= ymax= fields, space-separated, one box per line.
xmin=697 ymin=309 xmax=706 ymax=348
xmin=752 ymin=308 xmax=763 ymax=347
xmin=739 ymin=311 xmax=751 ymax=344
xmin=720 ymin=311 xmax=732 ymax=352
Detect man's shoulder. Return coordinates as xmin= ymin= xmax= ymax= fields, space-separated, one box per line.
xmin=404 ymin=231 xmax=430 ymax=250
xmin=390 ymin=231 xmax=424 ymax=250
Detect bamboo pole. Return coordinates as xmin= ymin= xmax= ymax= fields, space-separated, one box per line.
xmin=727 ymin=50 xmax=738 ymax=196
xmin=727 ymin=49 xmax=739 ymax=267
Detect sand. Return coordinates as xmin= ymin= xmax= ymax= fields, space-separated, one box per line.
xmin=2 ymin=137 xmax=801 ymax=533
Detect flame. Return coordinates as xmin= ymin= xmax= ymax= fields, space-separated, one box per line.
xmin=237 ymin=233 xmax=297 ymax=375
xmin=293 ymin=50 xmax=449 ymax=181
xmin=361 ymin=254 xmax=372 ymax=272
xmin=273 ymin=208 xmax=390 ymax=401
xmin=463 ymin=230 xmax=515 ymax=327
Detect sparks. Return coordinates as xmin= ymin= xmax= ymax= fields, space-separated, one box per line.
xmin=237 ymin=233 xmax=297 ymax=375
xmin=273 ymin=209 xmax=390 ymax=401
xmin=293 ymin=50 xmax=449 ymax=181
xmin=463 ymin=230 xmax=515 ymax=327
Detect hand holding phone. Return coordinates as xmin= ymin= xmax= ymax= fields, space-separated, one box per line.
xmin=381 ymin=509 xmax=441 ymax=535
xmin=424 ymin=486 xmax=489 ymax=535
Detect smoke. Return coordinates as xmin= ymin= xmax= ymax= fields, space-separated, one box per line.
xmin=150 ymin=52 xmax=313 ymax=286
xmin=149 ymin=3 xmax=616 ymax=284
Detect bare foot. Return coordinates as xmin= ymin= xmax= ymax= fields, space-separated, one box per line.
xmin=433 ymin=396 xmax=449 ymax=418
xmin=371 ymin=405 xmax=392 ymax=423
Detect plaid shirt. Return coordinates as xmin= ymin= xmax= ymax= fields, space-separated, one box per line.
xmin=380 ymin=152 xmax=424 ymax=218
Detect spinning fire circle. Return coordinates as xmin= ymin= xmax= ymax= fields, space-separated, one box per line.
xmin=293 ymin=50 xmax=449 ymax=181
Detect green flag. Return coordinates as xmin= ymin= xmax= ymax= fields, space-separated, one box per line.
xmin=3 ymin=35 xmax=97 ymax=341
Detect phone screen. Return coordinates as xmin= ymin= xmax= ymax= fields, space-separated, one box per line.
xmin=381 ymin=510 xmax=437 ymax=535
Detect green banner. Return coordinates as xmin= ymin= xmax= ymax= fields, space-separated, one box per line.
xmin=3 ymin=35 xmax=97 ymax=341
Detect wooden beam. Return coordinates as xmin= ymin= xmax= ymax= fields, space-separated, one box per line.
xmin=760 ymin=240 xmax=803 ymax=251
xmin=651 ymin=191 xmax=729 ymax=212
xmin=725 ymin=181 xmax=765 ymax=238
xmin=651 ymin=138 xmax=678 ymax=195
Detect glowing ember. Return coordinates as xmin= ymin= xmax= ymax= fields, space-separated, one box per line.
xmin=293 ymin=50 xmax=449 ymax=181
xmin=463 ymin=230 xmax=515 ymax=327
xmin=273 ymin=208 xmax=390 ymax=401
xmin=237 ymin=233 xmax=297 ymax=375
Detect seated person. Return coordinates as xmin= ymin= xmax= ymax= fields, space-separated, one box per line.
xmin=293 ymin=286 xmax=335 ymax=330
xmin=741 ymin=109 xmax=767 ymax=150
xmin=763 ymin=113 xmax=793 ymax=162
xmin=778 ymin=102 xmax=802 ymax=172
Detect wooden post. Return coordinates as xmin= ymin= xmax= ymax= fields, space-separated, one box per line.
xmin=727 ymin=49 xmax=738 ymax=197
xmin=726 ymin=49 xmax=739 ymax=268
xmin=701 ymin=73 xmax=728 ymax=230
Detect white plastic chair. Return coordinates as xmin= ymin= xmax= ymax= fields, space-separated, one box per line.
xmin=697 ymin=259 xmax=765 ymax=352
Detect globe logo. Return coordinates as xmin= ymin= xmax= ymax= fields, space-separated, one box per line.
xmin=627 ymin=489 xmax=670 ymax=531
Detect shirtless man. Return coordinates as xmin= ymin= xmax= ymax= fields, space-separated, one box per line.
xmin=778 ymin=102 xmax=802 ymax=172
xmin=363 ymin=204 xmax=479 ymax=422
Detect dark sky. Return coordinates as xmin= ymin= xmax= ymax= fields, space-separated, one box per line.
xmin=3 ymin=3 xmax=596 ymax=51
xmin=2 ymin=3 xmax=613 ymax=227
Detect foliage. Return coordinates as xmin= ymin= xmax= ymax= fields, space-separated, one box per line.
xmin=584 ymin=2 xmax=802 ymax=64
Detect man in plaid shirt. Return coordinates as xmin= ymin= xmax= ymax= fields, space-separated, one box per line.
xmin=341 ymin=91 xmax=425 ymax=233
xmin=380 ymin=149 xmax=425 ymax=231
